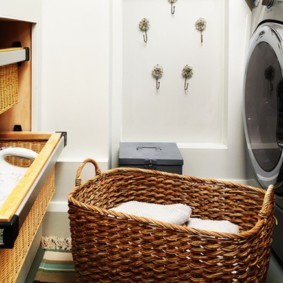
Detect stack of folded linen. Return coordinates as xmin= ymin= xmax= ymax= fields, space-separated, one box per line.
xmin=188 ymin=218 xmax=239 ymax=233
xmin=111 ymin=201 xmax=239 ymax=233
xmin=0 ymin=172 xmax=24 ymax=207
xmin=111 ymin=201 xmax=191 ymax=225
xmin=0 ymin=147 xmax=38 ymax=207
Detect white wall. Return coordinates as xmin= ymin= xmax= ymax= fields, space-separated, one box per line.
xmin=40 ymin=0 xmax=251 ymax=211
xmin=189 ymin=0 xmax=250 ymax=181
xmin=40 ymin=0 xmax=110 ymax=163
xmin=39 ymin=0 xmax=111 ymax=210
xmin=181 ymin=0 xmax=251 ymax=180
xmin=111 ymin=0 xmax=251 ymax=182
xmin=122 ymin=0 xmax=226 ymax=144
xmin=0 ymin=0 xmax=40 ymax=22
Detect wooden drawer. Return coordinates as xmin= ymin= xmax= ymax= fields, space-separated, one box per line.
xmin=0 ymin=131 xmax=66 ymax=282
xmin=0 ymin=131 xmax=66 ymax=247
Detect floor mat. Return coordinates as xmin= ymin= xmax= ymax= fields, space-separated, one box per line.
xmin=34 ymin=237 xmax=75 ymax=283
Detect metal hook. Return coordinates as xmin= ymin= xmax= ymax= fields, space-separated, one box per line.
xmin=184 ymin=78 xmax=188 ymax=91
xmin=195 ymin=18 xmax=207 ymax=44
xmin=171 ymin=3 xmax=175 ymax=14
xmin=143 ymin=31 xmax=148 ymax=43
xmin=156 ymin=78 xmax=160 ymax=90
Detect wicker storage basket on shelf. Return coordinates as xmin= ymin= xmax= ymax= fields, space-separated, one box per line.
xmin=68 ymin=159 xmax=275 ymax=283
xmin=0 ymin=138 xmax=55 ymax=283
xmin=0 ymin=63 xmax=19 ymax=115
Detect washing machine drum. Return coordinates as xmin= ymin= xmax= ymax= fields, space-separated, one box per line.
xmin=244 ymin=23 xmax=283 ymax=192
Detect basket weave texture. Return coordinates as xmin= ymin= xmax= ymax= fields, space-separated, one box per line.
xmin=0 ymin=139 xmax=55 ymax=283
xmin=0 ymin=64 xmax=19 ymax=114
xmin=68 ymin=159 xmax=275 ymax=283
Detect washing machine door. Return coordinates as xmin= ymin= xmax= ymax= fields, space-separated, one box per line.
xmin=244 ymin=23 xmax=283 ymax=192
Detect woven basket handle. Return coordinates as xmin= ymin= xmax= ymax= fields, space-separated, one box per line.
xmin=75 ymin=158 xmax=101 ymax=186
xmin=259 ymin=185 xmax=275 ymax=219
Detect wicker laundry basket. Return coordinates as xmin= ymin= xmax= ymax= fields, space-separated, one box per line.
xmin=68 ymin=159 xmax=275 ymax=283
xmin=0 ymin=63 xmax=19 ymax=115
xmin=0 ymin=137 xmax=55 ymax=283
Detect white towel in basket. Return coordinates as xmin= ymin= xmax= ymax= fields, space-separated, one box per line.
xmin=0 ymin=172 xmax=23 ymax=207
xmin=188 ymin=218 xmax=239 ymax=233
xmin=0 ymin=147 xmax=38 ymax=207
xmin=111 ymin=201 xmax=192 ymax=225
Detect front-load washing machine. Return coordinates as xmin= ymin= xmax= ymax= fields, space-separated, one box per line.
xmin=244 ymin=0 xmax=283 ymax=265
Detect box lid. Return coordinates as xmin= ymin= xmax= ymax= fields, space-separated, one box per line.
xmin=119 ymin=142 xmax=183 ymax=166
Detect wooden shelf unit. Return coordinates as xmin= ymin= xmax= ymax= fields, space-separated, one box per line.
xmin=0 ymin=20 xmax=32 ymax=132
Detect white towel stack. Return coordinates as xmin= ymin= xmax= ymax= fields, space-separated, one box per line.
xmin=0 ymin=172 xmax=23 ymax=207
xmin=111 ymin=201 xmax=239 ymax=234
xmin=188 ymin=218 xmax=239 ymax=234
xmin=111 ymin=201 xmax=192 ymax=225
xmin=0 ymin=147 xmax=38 ymax=208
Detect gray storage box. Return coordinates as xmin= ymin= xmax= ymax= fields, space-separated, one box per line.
xmin=119 ymin=142 xmax=183 ymax=174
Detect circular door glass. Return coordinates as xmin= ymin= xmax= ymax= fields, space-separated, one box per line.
xmin=245 ymin=41 xmax=282 ymax=172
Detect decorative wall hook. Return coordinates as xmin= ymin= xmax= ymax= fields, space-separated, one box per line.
xmin=168 ymin=0 xmax=177 ymax=15
xmin=195 ymin=18 xmax=207 ymax=44
xmin=152 ymin=64 xmax=163 ymax=90
xmin=139 ymin=18 xmax=150 ymax=44
xmin=182 ymin=65 xmax=193 ymax=92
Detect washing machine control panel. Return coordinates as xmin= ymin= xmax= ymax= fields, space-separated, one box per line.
xmin=262 ymin=0 xmax=274 ymax=7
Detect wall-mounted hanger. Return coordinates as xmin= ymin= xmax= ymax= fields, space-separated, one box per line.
xmin=139 ymin=18 xmax=150 ymax=44
xmin=182 ymin=65 xmax=193 ymax=92
xmin=195 ymin=18 xmax=207 ymax=44
xmin=152 ymin=65 xmax=163 ymax=90
xmin=169 ymin=0 xmax=177 ymax=15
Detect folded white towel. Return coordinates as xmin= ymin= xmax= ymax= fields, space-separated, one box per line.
xmin=111 ymin=201 xmax=192 ymax=225
xmin=0 ymin=172 xmax=24 ymax=207
xmin=0 ymin=147 xmax=38 ymax=207
xmin=188 ymin=218 xmax=239 ymax=234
